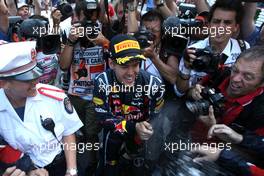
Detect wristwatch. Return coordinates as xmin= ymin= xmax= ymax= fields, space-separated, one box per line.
xmin=66 ymin=168 xmax=78 ymax=176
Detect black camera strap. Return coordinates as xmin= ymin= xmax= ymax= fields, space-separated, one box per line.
xmin=141 ymin=0 xmax=146 ymax=14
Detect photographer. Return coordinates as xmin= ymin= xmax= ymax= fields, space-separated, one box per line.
xmin=174 ymin=0 xmax=250 ymax=97
xmin=140 ymin=10 xmax=180 ymax=99
xmin=10 ymin=16 xmax=61 ymax=86
xmin=59 ymin=0 xmax=109 ymax=175
xmin=187 ymin=46 xmax=264 ymax=174
xmin=193 ymin=124 xmax=264 ymax=176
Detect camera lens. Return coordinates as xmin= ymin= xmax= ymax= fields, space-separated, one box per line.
xmin=185 ymin=100 xmax=210 ymax=115
xmin=84 ymin=21 xmax=99 ymax=39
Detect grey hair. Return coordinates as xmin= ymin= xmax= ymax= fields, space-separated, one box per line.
xmin=237 ymin=45 xmax=264 ymax=82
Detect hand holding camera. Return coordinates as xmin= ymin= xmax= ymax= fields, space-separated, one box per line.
xmin=189 ymin=84 xmax=204 ymax=100
xmin=51 ymin=9 xmax=62 ymax=26
xmin=143 ymin=44 xmax=159 ymax=61
xmin=186 ymin=86 xmax=225 ymax=127
xmin=183 ymin=48 xmax=197 ymax=69
xmin=184 ymin=47 xmax=222 ymax=73
xmin=87 ymin=32 xmax=109 ymax=47
xmin=198 ymin=105 xmax=216 ymax=127
xmin=68 ymin=23 xmax=82 ymax=45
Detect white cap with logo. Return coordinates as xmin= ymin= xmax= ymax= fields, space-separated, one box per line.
xmin=0 ymin=41 xmax=43 ymax=81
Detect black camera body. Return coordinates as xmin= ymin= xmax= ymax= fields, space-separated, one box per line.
xmin=191 ymin=47 xmax=222 ymax=73
xmin=179 ymin=18 xmax=204 ymax=28
xmin=82 ymin=20 xmax=100 ymax=39
xmin=162 ymin=16 xmax=188 ymax=56
xmin=186 ymin=87 xmax=225 ymax=116
xmin=134 ymin=26 xmax=155 ymax=49
xmin=21 ymin=19 xmax=60 ymax=55
xmin=57 ymin=0 xmax=73 ymax=21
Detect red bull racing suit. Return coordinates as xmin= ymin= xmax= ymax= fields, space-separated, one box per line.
xmin=93 ymin=69 xmax=165 ymax=176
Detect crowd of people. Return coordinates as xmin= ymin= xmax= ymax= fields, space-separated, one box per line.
xmin=0 ymin=0 xmax=264 ymax=176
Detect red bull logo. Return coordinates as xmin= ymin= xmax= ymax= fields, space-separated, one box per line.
xmin=122 ymin=105 xmax=140 ymax=114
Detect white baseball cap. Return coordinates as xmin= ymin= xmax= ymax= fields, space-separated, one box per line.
xmin=17 ymin=2 xmax=29 ymax=9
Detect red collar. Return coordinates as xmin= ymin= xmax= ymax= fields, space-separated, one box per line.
xmin=218 ymin=77 xmax=264 ymax=106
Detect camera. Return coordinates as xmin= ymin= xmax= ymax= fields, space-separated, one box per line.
xmin=57 ymin=0 xmax=73 ymax=21
xmin=190 ymin=47 xmax=222 ymax=73
xmin=179 ymin=3 xmax=197 ymax=18
xmin=134 ymin=26 xmax=155 ymax=49
xmin=19 ymin=19 xmax=60 ymax=54
xmin=82 ymin=20 xmax=100 ymax=39
xmin=162 ymin=16 xmax=188 ymax=56
xmin=179 ymin=18 xmax=204 ymax=28
xmin=185 ymin=87 xmax=225 ymax=116
xmin=25 ymin=0 xmax=33 ymax=6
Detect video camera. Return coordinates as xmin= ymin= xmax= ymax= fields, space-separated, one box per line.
xmin=186 ymin=87 xmax=225 ymax=116
xmin=134 ymin=26 xmax=155 ymax=49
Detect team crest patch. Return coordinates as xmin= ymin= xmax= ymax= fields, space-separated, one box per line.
xmin=64 ymin=97 xmax=73 ymax=114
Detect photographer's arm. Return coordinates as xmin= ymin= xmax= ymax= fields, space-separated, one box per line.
xmin=60 ymin=45 xmax=74 ymax=70
xmin=154 ymin=0 xmax=173 ymax=19
xmin=33 ymin=0 xmax=41 ymax=16
xmin=144 ymin=47 xmax=179 ymax=84
xmin=51 ymin=9 xmax=62 ymax=35
xmin=165 ymin=0 xmax=179 ymax=16
xmin=98 ymin=0 xmax=111 ymax=24
xmin=59 ymin=26 xmax=80 ymax=70
xmin=241 ymin=3 xmax=257 ymax=40
xmin=5 ymin=0 xmax=16 ymax=16
xmin=193 ymin=0 xmax=209 ymax=14
xmin=175 ymin=73 xmax=190 ymax=95
xmin=175 ymin=48 xmax=197 ymax=95
xmin=0 ymin=0 xmax=9 ymax=35
xmin=127 ymin=1 xmax=139 ymax=34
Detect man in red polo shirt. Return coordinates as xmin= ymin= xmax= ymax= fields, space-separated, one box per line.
xmin=188 ymin=45 xmax=264 ymax=175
